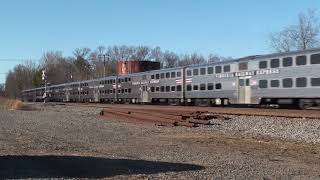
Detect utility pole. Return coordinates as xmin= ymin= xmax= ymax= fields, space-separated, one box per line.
xmin=42 ymin=70 xmax=47 ymax=103
xmin=98 ymin=54 xmax=110 ymax=77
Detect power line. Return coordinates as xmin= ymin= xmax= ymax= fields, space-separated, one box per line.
xmin=0 ymin=59 xmax=38 ymax=62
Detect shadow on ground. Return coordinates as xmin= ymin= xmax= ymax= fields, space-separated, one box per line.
xmin=0 ymin=155 xmax=204 ymax=179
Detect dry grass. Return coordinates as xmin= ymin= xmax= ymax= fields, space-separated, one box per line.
xmin=0 ymin=98 xmax=33 ymax=110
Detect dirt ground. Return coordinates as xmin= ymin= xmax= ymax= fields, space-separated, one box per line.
xmin=0 ymin=103 xmax=320 ymax=179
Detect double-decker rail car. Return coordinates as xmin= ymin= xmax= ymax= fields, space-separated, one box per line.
xmin=21 ymin=48 xmax=320 ymax=109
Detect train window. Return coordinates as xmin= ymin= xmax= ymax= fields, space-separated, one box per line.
xmin=296 ymin=55 xmax=307 ymax=66
xmin=193 ymin=85 xmax=199 ymax=91
xmin=156 ymin=87 xmax=160 ymax=92
xmin=282 ymin=57 xmax=293 ymax=67
xmin=125 ymin=77 xmax=128 ymax=82
xmin=239 ymin=79 xmax=244 ymax=86
xmin=238 ymin=62 xmax=248 ymax=70
xmin=151 ymin=75 xmax=155 ymax=79
xmin=161 ymin=86 xmax=165 ymax=92
xmin=207 ymin=83 xmax=214 ymax=90
xmin=177 ymin=71 xmax=181 ymax=77
xmin=283 ymin=78 xmax=293 ymax=88
xmin=270 ymin=80 xmax=280 ymax=87
xmin=259 ymin=80 xmax=268 ymax=88
xmin=193 ymin=69 xmax=199 ymax=76
xmin=215 ymin=83 xmax=222 ymax=90
xmin=113 ymin=79 xmax=116 ymax=84
xmin=128 ymin=78 xmax=131 ymax=82
xmin=200 ymin=84 xmax=206 ymax=90
xmin=171 ymin=72 xmax=176 ymax=78
xmin=122 ymin=89 xmax=125 ymax=93
xmin=151 ymin=87 xmax=155 ymax=92
xmin=166 ymin=72 xmax=170 ymax=78
xmin=311 ymin=54 xmax=320 ymax=64
xmin=207 ymin=67 xmax=213 ymax=74
xmin=200 ymin=68 xmax=206 ymax=75
xmin=118 ymin=79 xmax=121 ymax=83
xmin=215 ymin=66 xmax=222 ymax=73
xmin=160 ymin=73 xmax=165 ymax=79
xmin=311 ymin=78 xmax=320 ymax=86
xmin=171 ymin=86 xmax=176 ymax=92
xmin=223 ymin=65 xmax=231 ymax=72
xmin=296 ymin=77 xmax=307 ymax=87
xmin=113 ymin=89 xmax=116 ymax=93
xmin=128 ymin=88 xmax=131 ymax=93
xmin=118 ymin=89 xmax=121 ymax=94
xmin=125 ymin=89 xmax=128 ymax=93
xmin=156 ymin=74 xmax=160 ymax=79
xmin=270 ymin=59 xmax=280 ymax=68
xmin=187 ymin=70 xmax=192 ymax=76
xmin=177 ymin=85 xmax=182 ymax=91
xmin=165 ymin=86 xmax=170 ymax=92
xmin=259 ymin=61 xmax=267 ymax=69
xmin=187 ymin=84 xmax=192 ymax=91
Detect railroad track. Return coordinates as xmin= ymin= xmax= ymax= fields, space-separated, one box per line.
xmin=39 ymin=102 xmax=320 ymax=120
xmin=96 ymin=104 xmax=320 ymax=127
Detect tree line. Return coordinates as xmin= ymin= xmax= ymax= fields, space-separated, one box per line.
xmin=4 ymin=45 xmax=232 ymax=98
xmin=3 ymin=9 xmax=320 ymax=99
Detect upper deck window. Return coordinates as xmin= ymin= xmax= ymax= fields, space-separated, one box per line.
xmin=177 ymin=71 xmax=181 ymax=77
xmin=166 ymin=72 xmax=170 ymax=78
xmin=238 ymin=62 xmax=248 ymax=70
xmin=193 ymin=69 xmax=199 ymax=76
xmin=207 ymin=67 xmax=213 ymax=74
xmin=259 ymin=80 xmax=268 ymax=88
xmin=200 ymin=68 xmax=206 ymax=75
xmin=187 ymin=70 xmax=192 ymax=76
xmin=171 ymin=72 xmax=176 ymax=78
xmin=223 ymin=65 xmax=230 ymax=72
xmin=215 ymin=66 xmax=222 ymax=73
xmin=151 ymin=75 xmax=155 ymax=79
xmin=270 ymin=59 xmax=280 ymax=68
xmin=296 ymin=55 xmax=307 ymax=66
xmin=160 ymin=73 xmax=165 ymax=79
xmin=311 ymin=54 xmax=320 ymax=64
xmin=270 ymin=80 xmax=280 ymax=87
xmin=155 ymin=74 xmax=160 ymax=79
xmin=259 ymin=61 xmax=267 ymax=69
xmin=282 ymin=57 xmax=293 ymax=67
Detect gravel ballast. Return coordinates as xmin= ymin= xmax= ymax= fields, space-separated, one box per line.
xmin=0 ymin=103 xmax=320 ymax=179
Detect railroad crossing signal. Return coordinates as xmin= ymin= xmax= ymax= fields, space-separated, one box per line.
xmin=42 ymin=70 xmax=46 ymax=80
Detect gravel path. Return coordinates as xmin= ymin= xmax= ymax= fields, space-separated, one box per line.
xmin=0 ymin=103 xmax=320 ymax=179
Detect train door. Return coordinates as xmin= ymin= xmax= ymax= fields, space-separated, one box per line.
xmin=65 ymin=91 xmax=70 ymax=102
xmin=238 ymin=77 xmax=251 ymax=104
xmin=141 ymin=85 xmax=149 ymax=103
xmin=93 ymin=89 xmax=99 ymax=102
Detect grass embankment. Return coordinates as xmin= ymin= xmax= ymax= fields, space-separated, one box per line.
xmin=0 ymin=98 xmax=26 ymax=110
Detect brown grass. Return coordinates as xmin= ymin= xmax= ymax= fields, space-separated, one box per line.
xmin=0 ymin=98 xmax=28 ymax=110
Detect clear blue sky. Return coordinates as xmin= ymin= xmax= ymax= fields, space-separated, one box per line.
xmin=0 ymin=0 xmax=319 ymax=83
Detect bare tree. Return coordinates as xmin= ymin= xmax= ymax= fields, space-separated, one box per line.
xmin=72 ymin=48 xmax=92 ymax=80
xmin=208 ymin=54 xmax=233 ymax=63
xmin=270 ymin=10 xmax=320 ymax=52
xmin=163 ymin=51 xmax=179 ymax=68
xmin=0 ymin=83 xmax=5 ymax=97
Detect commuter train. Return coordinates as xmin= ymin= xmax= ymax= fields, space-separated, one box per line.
xmin=22 ymin=48 xmax=320 ymax=109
